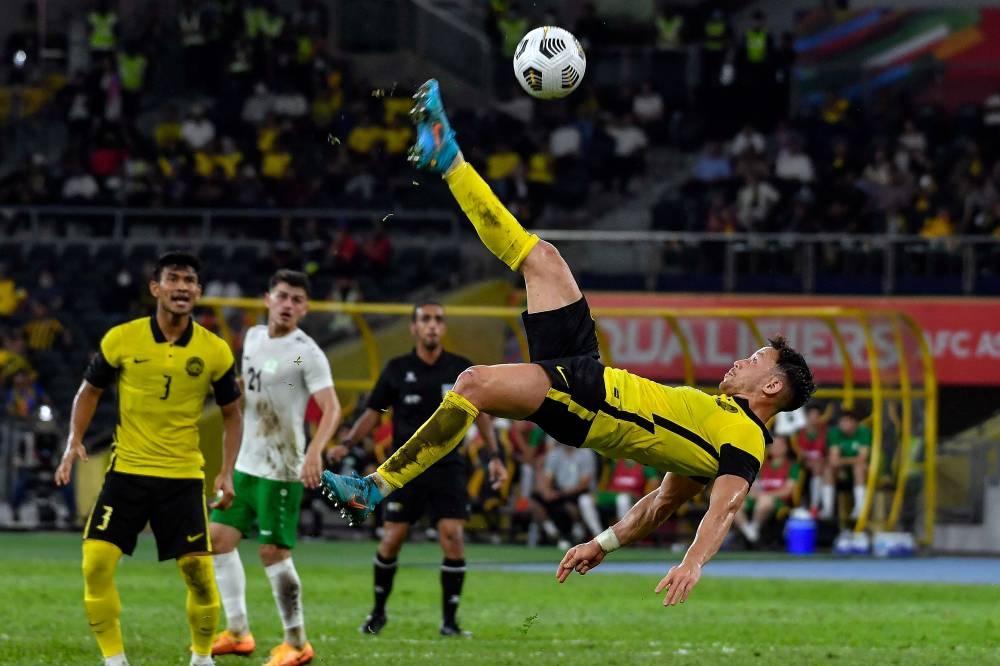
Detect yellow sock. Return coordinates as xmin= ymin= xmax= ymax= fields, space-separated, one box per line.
xmin=82 ymin=539 xmax=124 ymax=658
xmin=445 ymin=161 xmax=540 ymax=271
xmin=377 ymin=391 xmax=478 ymax=489
xmin=178 ymin=554 xmax=220 ymax=657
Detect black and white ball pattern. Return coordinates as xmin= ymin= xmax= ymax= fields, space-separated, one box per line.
xmin=512 ymin=26 xmax=587 ymax=100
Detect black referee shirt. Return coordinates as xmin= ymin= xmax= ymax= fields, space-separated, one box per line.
xmin=366 ymin=348 xmax=474 ymax=468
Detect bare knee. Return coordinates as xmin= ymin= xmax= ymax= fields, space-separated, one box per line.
xmin=522 ymin=240 xmax=563 ymax=274
xmin=378 ymin=523 xmax=409 ymax=559
xmin=453 ymin=365 xmax=492 ymax=406
xmin=438 ymin=520 xmax=465 ymax=558
xmin=259 ymin=544 xmax=290 ymax=566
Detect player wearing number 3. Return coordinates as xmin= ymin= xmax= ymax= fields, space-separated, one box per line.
xmin=55 ymin=251 xmax=243 ymax=666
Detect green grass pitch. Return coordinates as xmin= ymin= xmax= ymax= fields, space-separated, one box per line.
xmin=2 ymin=532 xmax=998 ymax=665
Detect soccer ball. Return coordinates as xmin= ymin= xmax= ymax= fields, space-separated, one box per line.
xmin=512 ymin=26 xmax=586 ymax=100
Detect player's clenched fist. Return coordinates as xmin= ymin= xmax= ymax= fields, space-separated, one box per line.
xmin=556 ymin=540 xmax=606 ymax=582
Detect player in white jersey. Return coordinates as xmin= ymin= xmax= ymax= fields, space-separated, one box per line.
xmin=209 ymin=269 xmax=342 ymax=666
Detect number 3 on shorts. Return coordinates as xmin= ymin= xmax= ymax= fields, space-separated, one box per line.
xmin=95 ymin=505 xmax=113 ymax=531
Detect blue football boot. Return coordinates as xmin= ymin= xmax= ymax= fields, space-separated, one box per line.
xmin=407 ymin=79 xmax=461 ymax=173
xmin=319 ymin=471 xmax=383 ymax=526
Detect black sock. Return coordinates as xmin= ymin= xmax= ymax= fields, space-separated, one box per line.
xmin=441 ymin=558 xmax=466 ymax=626
xmin=373 ymin=553 xmax=398 ymax=616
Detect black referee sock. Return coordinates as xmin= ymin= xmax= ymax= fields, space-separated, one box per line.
xmin=440 ymin=558 xmax=466 ymax=626
xmin=372 ymin=554 xmax=398 ymax=616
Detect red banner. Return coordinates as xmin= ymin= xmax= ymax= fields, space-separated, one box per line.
xmin=586 ymin=293 xmax=1000 ymax=386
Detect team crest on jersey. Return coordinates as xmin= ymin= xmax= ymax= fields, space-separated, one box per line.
xmin=186 ymin=356 xmax=205 ymax=377
xmin=405 ymin=371 xmax=417 ymax=383
xmin=715 ymin=396 xmax=738 ymax=413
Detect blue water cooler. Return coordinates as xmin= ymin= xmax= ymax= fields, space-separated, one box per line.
xmin=786 ymin=509 xmax=817 ymax=556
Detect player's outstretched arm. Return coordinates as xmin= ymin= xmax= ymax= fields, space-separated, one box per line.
xmin=655 ymin=474 xmax=749 ymax=606
xmin=557 ymin=473 xmax=703 ymax=582
xmin=54 ymin=380 xmax=103 ymax=486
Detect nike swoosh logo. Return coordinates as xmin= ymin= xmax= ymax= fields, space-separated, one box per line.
xmin=555 ymin=365 xmax=569 ymax=387
xmin=133 ymin=358 xmax=150 ymax=364
xmin=185 ymin=532 xmax=204 ymax=542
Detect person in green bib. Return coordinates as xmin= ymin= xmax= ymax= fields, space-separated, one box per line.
xmin=827 ymin=409 xmax=871 ymax=520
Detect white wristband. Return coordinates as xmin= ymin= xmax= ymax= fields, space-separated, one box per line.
xmin=595 ymin=527 xmax=621 ymax=554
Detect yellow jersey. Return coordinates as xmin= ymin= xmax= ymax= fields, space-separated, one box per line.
xmin=84 ymin=316 xmax=240 ymax=479
xmin=541 ymin=361 xmax=770 ymax=485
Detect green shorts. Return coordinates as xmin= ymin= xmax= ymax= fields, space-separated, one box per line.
xmin=210 ymin=470 xmax=304 ymax=549
xmin=744 ymin=495 xmax=787 ymax=514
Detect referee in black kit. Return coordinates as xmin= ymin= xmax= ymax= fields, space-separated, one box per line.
xmin=330 ymin=300 xmax=507 ymax=637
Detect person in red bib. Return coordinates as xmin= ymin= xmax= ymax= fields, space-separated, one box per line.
xmin=734 ymin=435 xmax=799 ymax=544
xmin=796 ymin=403 xmax=833 ymax=519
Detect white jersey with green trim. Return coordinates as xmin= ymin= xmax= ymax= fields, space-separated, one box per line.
xmin=235 ymin=325 xmax=333 ymax=481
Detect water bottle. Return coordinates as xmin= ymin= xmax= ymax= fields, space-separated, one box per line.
xmin=785 ymin=508 xmax=817 ymax=556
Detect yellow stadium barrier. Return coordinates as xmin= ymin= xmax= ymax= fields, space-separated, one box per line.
xmin=202 ymin=298 xmax=938 ymax=544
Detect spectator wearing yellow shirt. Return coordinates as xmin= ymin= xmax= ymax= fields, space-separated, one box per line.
xmin=383 ymin=95 xmax=412 ymax=124
xmin=526 ymin=147 xmax=556 ymax=213
xmin=311 ymin=70 xmax=344 ymax=127
xmin=194 ymin=138 xmax=244 ymax=179
xmin=154 ymin=107 xmax=183 ymax=149
xmin=486 ymin=142 xmax=522 ymax=199
xmin=0 ymin=264 xmax=27 ymax=319
xmin=920 ymin=205 xmax=955 ymax=239
xmin=347 ymin=114 xmax=382 ymax=155
xmin=0 ymin=330 xmax=33 ymax=386
xmin=257 ymin=114 xmax=283 ymax=154
xmin=261 ymin=137 xmax=293 ymax=180
xmin=381 ymin=116 xmax=413 ymax=156
xmin=22 ymin=300 xmax=71 ymax=351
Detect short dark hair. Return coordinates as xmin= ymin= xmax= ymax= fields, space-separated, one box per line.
xmin=153 ymin=251 xmax=200 ymax=281
xmin=411 ymin=300 xmax=444 ymax=322
xmin=769 ymin=335 xmax=815 ymax=412
xmin=269 ymin=269 xmax=310 ymax=295
xmin=839 ymin=407 xmax=858 ymax=420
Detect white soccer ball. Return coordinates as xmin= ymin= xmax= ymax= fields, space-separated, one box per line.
xmin=512 ymin=26 xmax=586 ymax=100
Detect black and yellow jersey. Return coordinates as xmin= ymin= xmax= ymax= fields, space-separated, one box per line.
xmin=588 ymin=369 xmax=770 ymax=483
xmin=85 ymin=316 xmax=240 ymax=479
xmin=533 ymin=357 xmax=772 ymax=485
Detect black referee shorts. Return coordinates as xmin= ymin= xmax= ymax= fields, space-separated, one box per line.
xmin=382 ymin=464 xmax=470 ymax=524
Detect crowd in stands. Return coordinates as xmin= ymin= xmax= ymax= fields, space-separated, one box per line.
xmin=675 ymin=105 xmax=1000 ymax=242
xmin=0 ymin=0 xmax=690 ymax=226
